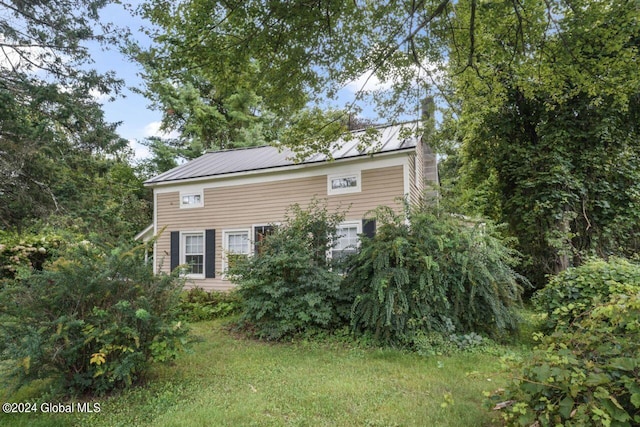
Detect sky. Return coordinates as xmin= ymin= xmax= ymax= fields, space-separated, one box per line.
xmin=90 ymin=1 xmax=166 ymax=160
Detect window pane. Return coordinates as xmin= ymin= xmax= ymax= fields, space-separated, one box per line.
xmin=332 ymin=176 xmax=357 ymax=189
xmin=185 ymin=254 xmax=203 ymax=274
xmin=227 ymin=232 xmax=249 ymax=254
xmin=183 ymin=234 xmax=204 ymax=275
xmin=254 ymin=226 xmax=274 ymax=256
xmin=181 ymin=194 xmax=202 ymax=206
xmin=335 ymin=226 xmax=358 ymax=250
xmin=185 ymin=235 xmax=203 ymax=254
xmin=332 ymin=248 xmax=357 ymax=262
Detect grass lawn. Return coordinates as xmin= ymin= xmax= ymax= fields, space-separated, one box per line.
xmin=1 ymin=320 xmax=525 ymax=427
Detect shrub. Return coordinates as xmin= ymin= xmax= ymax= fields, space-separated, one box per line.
xmin=0 ymin=240 xmax=188 ymax=396
xmin=230 ymin=201 xmax=351 ymax=340
xmin=533 ymin=257 xmax=640 ymax=332
xmin=346 ymin=204 xmax=525 ymax=346
xmin=491 ymin=292 xmax=640 ymax=426
xmin=176 ymin=288 xmax=242 ymax=321
xmin=0 ymin=231 xmax=63 ymax=279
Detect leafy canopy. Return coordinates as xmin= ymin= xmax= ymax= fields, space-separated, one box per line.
xmin=0 ymin=1 xmax=151 ymax=237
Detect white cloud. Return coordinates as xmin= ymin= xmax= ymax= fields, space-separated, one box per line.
xmin=128 ymin=138 xmax=150 ymax=160
xmin=89 ymin=88 xmax=111 ymax=103
xmin=143 ymin=121 xmax=180 ymax=139
xmin=344 ymin=60 xmax=446 ymax=95
xmin=0 ymin=33 xmax=55 ymax=75
xmin=345 ymin=70 xmax=395 ymax=93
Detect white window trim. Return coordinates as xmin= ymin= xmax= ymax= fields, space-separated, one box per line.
xmin=252 ymin=223 xmax=280 ymax=236
xmin=222 ymin=228 xmax=251 ymax=272
xmin=181 ymin=231 xmax=205 ymax=279
xmin=327 ymin=171 xmax=362 ymax=195
xmin=330 ymin=220 xmax=362 ymax=259
xmin=179 ymin=190 xmax=204 ymax=209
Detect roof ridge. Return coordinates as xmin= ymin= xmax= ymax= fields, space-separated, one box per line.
xmin=204 ymin=144 xmax=275 ymax=154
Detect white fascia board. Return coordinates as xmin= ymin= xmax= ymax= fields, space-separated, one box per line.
xmin=152 ymin=150 xmax=413 ymax=194
xmin=134 ymin=224 xmax=154 ymax=241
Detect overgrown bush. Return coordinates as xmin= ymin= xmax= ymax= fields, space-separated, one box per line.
xmin=0 ymin=230 xmax=63 ymax=279
xmin=346 ymin=205 xmax=525 ymax=346
xmin=176 ymin=288 xmax=242 ymax=321
xmin=533 ymin=257 xmax=640 ymax=332
xmin=0 ymin=240 xmax=188 ymax=396
xmin=491 ymin=292 xmax=640 ymax=426
xmin=230 ymin=201 xmax=351 ymax=340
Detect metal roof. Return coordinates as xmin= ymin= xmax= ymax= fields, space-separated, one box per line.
xmin=145 ymin=122 xmax=420 ymax=185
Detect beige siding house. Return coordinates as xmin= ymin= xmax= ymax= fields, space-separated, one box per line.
xmin=142 ymin=122 xmax=437 ymax=291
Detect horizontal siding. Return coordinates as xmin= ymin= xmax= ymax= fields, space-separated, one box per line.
xmin=155 ymin=165 xmax=405 ymax=289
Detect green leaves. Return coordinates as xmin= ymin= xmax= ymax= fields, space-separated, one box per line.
xmin=230 ymin=201 xmax=349 ymax=340
xmin=444 ymin=0 xmax=640 ymax=287
xmin=493 ymin=260 xmax=640 ymax=426
xmin=0 ymin=1 xmax=135 ymax=232
xmin=347 ymin=203 xmax=524 ymax=346
xmin=0 ymin=239 xmax=189 ymax=396
xmin=533 ymin=257 xmax=640 ymax=333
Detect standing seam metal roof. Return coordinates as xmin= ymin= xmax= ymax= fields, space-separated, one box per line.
xmin=144 ymin=122 xmax=420 ymax=185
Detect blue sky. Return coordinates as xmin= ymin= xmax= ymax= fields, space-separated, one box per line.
xmin=91 ymin=1 xmax=163 ymax=160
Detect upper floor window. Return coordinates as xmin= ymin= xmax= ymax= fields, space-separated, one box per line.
xmin=327 ymin=171 xmax=361 ymax=195
xmin=180 ymin=191 xmax=203 ymax=208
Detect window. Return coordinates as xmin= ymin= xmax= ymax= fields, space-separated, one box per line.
xmin=331 ymin=222 xmax=361 ymax=260
xmin=182 ymin=233 xmax=204 ymax=276
xmin=327 ymin=172 xmax=361 ymax=195
xmin=223 ymin=230 xmax=250 ymax=270
xmin=253 ymin=225 xmax=275 ymax=256
xmin=180 ymin=191 xmax=203 ymax=208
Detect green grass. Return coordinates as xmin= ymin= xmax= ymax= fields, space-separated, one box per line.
xmin=1 ymin=321 xmax=527 ymax=426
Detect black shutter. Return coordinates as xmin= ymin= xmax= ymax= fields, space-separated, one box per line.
xmin=205 ymin=229 xmax=216 ymax=278
xmin=362 ymin=218 xmax=376 ymax=239
xmin=170 ymin=231 xmax=180 ymax=271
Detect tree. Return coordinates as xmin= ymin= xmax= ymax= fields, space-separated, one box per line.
xmin=0 ymin=1 xmax=150 ymax=238
xmin=132 ymin=0 xmax=290 ymax=157
xmin=133 ymin=0 xmax=431 ymax=158
xmin=447 ymin=0 xmax=640 ymax=285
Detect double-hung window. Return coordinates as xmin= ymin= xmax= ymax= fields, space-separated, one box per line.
xmin=253 ymin=225 xmax=275 ymax=256
xmin=182 ymin=233 xmax=204 ymax=276
xmin=332 ymin=221 xmax=361 ymax=261
xmin=223 ymin=230 xmax=250 ymax=271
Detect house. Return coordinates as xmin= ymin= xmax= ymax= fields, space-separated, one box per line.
xmin=141 ymin=121 xmax=438 ymax=291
